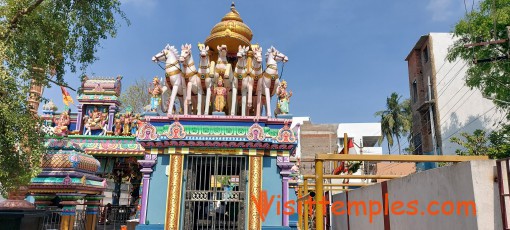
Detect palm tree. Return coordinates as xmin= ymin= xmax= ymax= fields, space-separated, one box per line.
xmin=376 ymin=113 xmax=394 ymax=153
xmin=375 ymin=93 xmax=412 ymax=154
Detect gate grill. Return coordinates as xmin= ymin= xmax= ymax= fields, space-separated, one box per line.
xmin=183 ymin=155 xmax=248 ymax=230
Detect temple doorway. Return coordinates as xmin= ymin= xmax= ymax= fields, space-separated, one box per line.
xmin=183 ymin=155 xmax=248 ymax=230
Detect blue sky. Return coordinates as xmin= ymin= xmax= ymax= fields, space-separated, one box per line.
xmin=42 ymin=0 xmax=470 ymax=131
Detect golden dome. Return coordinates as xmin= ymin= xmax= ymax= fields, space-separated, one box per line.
xmin=205 ymin=3 xmax=253 ymax=55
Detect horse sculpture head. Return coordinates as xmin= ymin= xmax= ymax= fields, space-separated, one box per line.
xmin=151 ymin=44 xmax=179 ymax=63
xmin=217 ymin=45 xmax=228 ymax=59
xmin=252 ymin=45 xmax=263 ymax=63
xmin=266 ymin=46 xmax=288 ymax=63
xmin=237 ymin=45 xmax=249 ymax=59
xmin=179 ymin=43 xmax=193 ymax=63
xmin=198 ymin=44 xmax=210 ymax=58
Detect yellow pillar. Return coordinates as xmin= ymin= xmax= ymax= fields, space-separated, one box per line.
xmin=303 ymin=180 xmax=309 ymax=230
xmin=57 ymin=193 xmax=85 ymax=230
xmin=297 ymin=185 xmax=303 ymax=230
xmin=248 ymin=155 xmax=262 ymax=230
xmin=315 ymin=159 xmax=324 ymax=230
xmin=84 ymin=195 xmax=104 ymax=230
xmin=165 ymin=154 xmax=184 ymax=230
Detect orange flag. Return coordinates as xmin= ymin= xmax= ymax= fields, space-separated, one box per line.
xmin=61 ymin=86 xmax=74 ymax=106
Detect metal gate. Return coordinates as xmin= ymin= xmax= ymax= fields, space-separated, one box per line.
xmin=183 ymin=155 xmax=248 ymax=230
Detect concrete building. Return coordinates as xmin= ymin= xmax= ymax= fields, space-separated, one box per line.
xmin=405 ymin=33 xmax=506 ymax=155
xmin=299 ymin=120 xmax=339 ymax=175
xmin=297 ymin=121 xmax=382 ymax=182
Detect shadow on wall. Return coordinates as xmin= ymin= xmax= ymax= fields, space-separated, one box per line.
xmin=440 ymin=111 xmax=504 ymax=155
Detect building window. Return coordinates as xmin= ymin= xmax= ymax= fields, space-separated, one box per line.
xmin=423 ymin=46 xmax=429 ymax=63
xmin=412 ymin=80 xmax=418 ymax=103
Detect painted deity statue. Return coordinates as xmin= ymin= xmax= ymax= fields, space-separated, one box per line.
xmin=83 ymin=116 xmax=93 ymax=135
xmin=131 ymin=114 xmax=141 ymax=136
xmin=114 ymin=114 xmax=122 ymax=136
xmin=276 ymin=80 xmax=292 ymax=115
xmin=148 ymin=77 xmax=163 ymax=112
xmin=53 ymin=111 xmax=70 ymax=136
xmin=122 ymin=113 xmax=132 ymax=136
xmin=213 ymin=78 xmax=227 ymax=113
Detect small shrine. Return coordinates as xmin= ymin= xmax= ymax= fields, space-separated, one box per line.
xmin=29 ymin=139 xmax=105 ymax=230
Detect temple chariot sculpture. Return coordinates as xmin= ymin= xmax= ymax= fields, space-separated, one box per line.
xmin=149 ymin=3 xmax=291 ymax=118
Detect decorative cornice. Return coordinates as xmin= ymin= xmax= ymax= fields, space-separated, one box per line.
xmin=144 ymin=114 xmax=292 ymax=124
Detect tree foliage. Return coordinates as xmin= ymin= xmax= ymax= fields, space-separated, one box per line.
xmin=447 ymin=0 xmax=510 ymax=159
xmin=0 ymin=0 xmax=127 ymax=196
xmin=119 ymin=78 xmax=151 ymax=114
xmin=450 ymin=129 xmax=510 ymax=159
xmin=447 ymin=0 xmax=510 ymax=111
xmin=375 ymin=93 xmax=412 ymax=154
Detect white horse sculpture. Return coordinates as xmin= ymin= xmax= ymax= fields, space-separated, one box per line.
xmin=213 ymin=45 xmax=233 ymax=114
xmin=180 ymin=44 xmax=203 ymax=115
xmin=152 ymin=44 xmax=188 ymax=115
xmin=231 ymin=45 xmax=249 ymax=115
xmin=256 ymin=46 xmax=288 ymax=117
xmin=242 ymin=45 xmax=262 ymax=116
xmin=198 ymin=44 xmax=215 ymax=115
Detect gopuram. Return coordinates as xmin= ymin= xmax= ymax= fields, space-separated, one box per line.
xmin=34 ymin=3 xmax=299 ymax=230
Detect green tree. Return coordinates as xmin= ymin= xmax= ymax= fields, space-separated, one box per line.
xmin=450 ymin=129 xmax=510 ymax=159
xmin=0 ymin=0 xmax=127 ymax=196
xmin=375 ymin=93 xmax=412 ymax=154
xmin=119 ymin=78 xmax=151 ymax=113
xmin=450 ymin=129 xmax=490 ymax=156
xmin=447 ymin=0 xmax=510 ymax=111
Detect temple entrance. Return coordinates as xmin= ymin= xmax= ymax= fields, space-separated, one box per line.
xmin=183 ymin=155 xmax=248 ymax=230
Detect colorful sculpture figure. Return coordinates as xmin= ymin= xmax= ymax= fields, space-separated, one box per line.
xmin=122 ymin=113 xmax=132 ymax=136
xmin=98 ymin=114 xmax=108 ymax=136
xmin=114 ymin=114 xmax=122 ymax=136
xmin=83 ymin=115 xmax=93 ymax=135
xmin=213 ymin=78 xmax=227 ymax=113
xmin=131 ymin=114 xmax=140 ymax=136
xmin=82 ymin=106 xmax=107 ymax=134
xmin=275 ymin=80 xmax=292 ymax=115
xmin=148 ymin=77 xmax=163 ymax=112
xmin=53 ymin=111 xmax=70 ymax=136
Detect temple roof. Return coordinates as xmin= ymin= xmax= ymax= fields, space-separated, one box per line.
xmin=205 ymin=3 xmax=253 ymax=56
